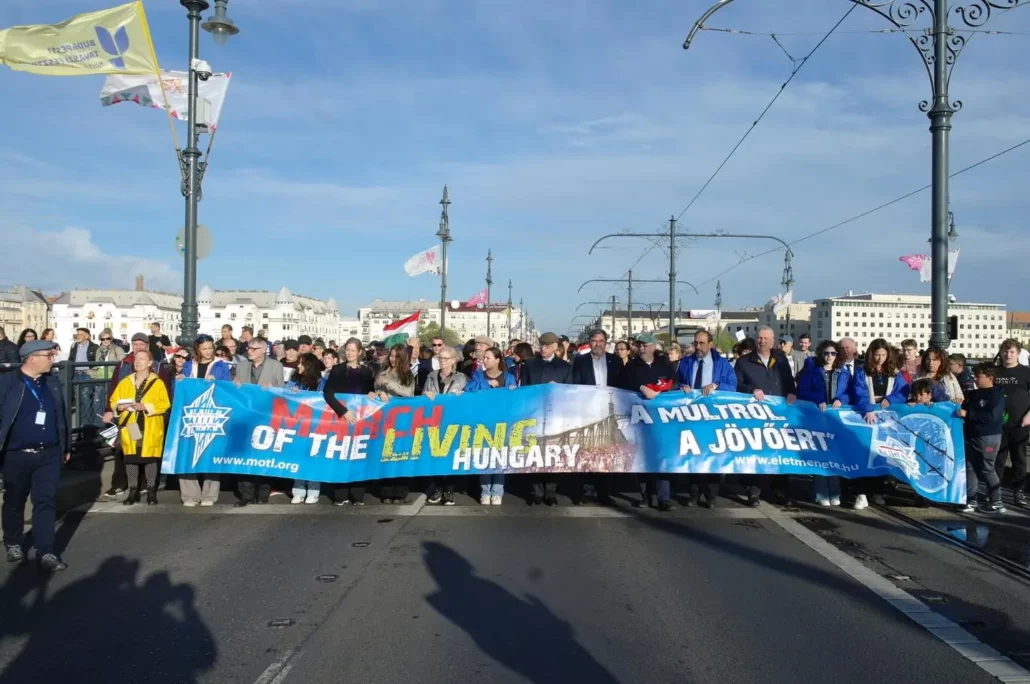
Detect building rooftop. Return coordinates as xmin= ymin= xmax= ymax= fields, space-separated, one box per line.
xmin=815 ymin=292 xmax=1003 ymax=308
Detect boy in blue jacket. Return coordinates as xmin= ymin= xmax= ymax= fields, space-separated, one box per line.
xmin=958 ymin=363 xmax=1006 ymax=513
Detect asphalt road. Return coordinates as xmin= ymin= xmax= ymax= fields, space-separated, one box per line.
xmin=0 ymin=493 xmax=1017 ymax=684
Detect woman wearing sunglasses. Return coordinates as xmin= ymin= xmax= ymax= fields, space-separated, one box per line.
xmin=796 ymin=340 xmax=851 ymax=506
xmin=94 ymin=328 xmax=125 ymax=382
xmin=181 ymin=334 xmax=232 ymax=382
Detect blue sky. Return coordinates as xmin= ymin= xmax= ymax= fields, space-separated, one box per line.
xmin=2 ymin=0 xmax=1030 ymax=335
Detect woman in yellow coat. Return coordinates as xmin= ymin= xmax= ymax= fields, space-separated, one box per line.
xmin=110 ymin=350 xmax=171 ymax=506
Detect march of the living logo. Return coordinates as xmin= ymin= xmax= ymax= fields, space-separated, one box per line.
xmin=180 ymin=386 xmax=232 ymax=468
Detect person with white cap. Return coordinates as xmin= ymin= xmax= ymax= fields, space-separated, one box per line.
xmin=0 ymin=339 xmax=70 ymax=572
xmin=779 ymin=334 xmax=807 ymax=379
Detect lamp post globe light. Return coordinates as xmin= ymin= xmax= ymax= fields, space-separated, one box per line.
xmin=178 ymin=0 xmax=240 ymax=347
xmin=683 ymin=0 xmax=1028 ymax=349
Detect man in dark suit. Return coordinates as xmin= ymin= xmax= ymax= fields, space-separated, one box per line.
xmin=734 ymin=326 xmax=797 ymax=507
xmin=0 ymin=340 xmax=70 ymax=572
xmin=521 ymin=332 xmax=572 ymax=504
xmin=618 ymin=333 xmax=680 ymax=511
xmin=572 ymin=329 xmax=621 ymax=504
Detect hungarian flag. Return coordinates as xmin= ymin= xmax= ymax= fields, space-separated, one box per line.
xmin=383 ymin=310 xmax=420 ymax=338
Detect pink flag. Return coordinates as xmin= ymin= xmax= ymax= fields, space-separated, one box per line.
xmin=465 ymin=288 xmax=488 ymax=307
xmin=899 ymin=254 xmax=927 ymax=272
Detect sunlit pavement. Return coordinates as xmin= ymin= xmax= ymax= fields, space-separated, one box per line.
xmin=0 ymin=488 xmax=1025 ymax=684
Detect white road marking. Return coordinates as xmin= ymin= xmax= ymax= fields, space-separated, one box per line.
xmin=252 ymin=648 xmax=298 ymax=684
xmin=74 ymin=498 xmax=767 ymax=519
xmin=761 ymin=504 xmax=1030 ymax=683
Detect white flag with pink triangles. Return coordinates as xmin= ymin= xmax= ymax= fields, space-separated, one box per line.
xmin=100 ymin=70 xmax=232 ymax=130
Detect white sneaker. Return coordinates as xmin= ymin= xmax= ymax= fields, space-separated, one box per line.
xmin=291 ymin=495 xmax=304 ymax=504
xmin=480 ymin=496 xmax=491 ymax=505
xmin=200 ymin=501 xmax=215 ymax=507
xmin=304 ymin=495 xmax=319 ymax=504
xmin=491 ymin=496 xmax=502 ymax=506
xmin=853 ymin=494 xmax=869 ymax=510
xmin=830 ymin=497 xmax=841 ymax=507
xmin=816 ymin=495 xmax=830 ymax=506
xmin=182 ymin=501 xmax=199 ymax=507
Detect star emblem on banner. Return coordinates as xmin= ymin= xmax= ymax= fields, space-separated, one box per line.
xmin=180 ymin=385 xmax=232 ymax=468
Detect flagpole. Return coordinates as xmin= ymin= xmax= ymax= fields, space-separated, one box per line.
xmin=519 ymin=298 xmax=524 ymax=340
xmin=178 ymin=0 xmax=206 ymax=346
xmin=507 ymin=279 xmax=513 ymax=343
xmin=436 ymin=186 xmax=451 ymax=338
xmin=485 ymin=249 xmax=494 ymax=340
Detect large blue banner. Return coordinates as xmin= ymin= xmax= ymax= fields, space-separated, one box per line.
xmin=162 ymin=379 xmax=966 ymax=503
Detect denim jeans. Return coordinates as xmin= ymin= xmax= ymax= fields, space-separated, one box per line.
xmin=480 ymin=474 xmax=505 ymax=497
xmin=292 ymin=480 xmax=321 ymax=498
xmin=813 ymin=476 xmax=841 ymax=501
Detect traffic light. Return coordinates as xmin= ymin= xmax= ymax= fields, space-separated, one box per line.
xmin=948 ymin=315 xmax=959 ymax=341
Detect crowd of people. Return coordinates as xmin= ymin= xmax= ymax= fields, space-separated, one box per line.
xmin=1 ymin=319 xmax=1029 ymax=572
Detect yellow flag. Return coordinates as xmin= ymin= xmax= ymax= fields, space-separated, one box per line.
xmin=0 ymin=1 xmax=159 ymax=76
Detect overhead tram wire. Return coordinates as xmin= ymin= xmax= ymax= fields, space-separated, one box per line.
xmin=691 ymin=137 xmax=1030 ymax=289
xmin=604 ymin=7 xmax=858 ymax=292
xmin=591 ymin=6 xmax=855 ymax=313
xmin=674 ymin=4 xmax=857 ymax=223
xmin=699 ymin=26 xmax=1030 ymax=38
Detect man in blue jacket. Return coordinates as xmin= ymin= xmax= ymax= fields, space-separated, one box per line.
xmin=677 ymin=330 xmax=736 ymax=507
xmin=0 ymin=340 xmax=70 ymax=572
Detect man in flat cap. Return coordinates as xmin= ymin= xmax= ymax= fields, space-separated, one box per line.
xmin=0 ymin=340 xmax=70 ymax=572
xmin=520 ymin=332 xmax=573 ymax=505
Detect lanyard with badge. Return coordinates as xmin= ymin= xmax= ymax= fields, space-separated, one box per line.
xmin=23 ymin=376 xmax=47 ymax=427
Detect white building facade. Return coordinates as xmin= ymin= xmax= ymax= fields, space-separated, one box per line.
xmin=197 ymin=286 xmax=345 ymax=343
xmin=52 ymin=290 xmax=182 ymax=347
xmin=0 ymin=286 xmax=52 ymax=337
xmin=358 ymin=299 xmax=526 ymax=344
xmin=811 ymin=293 xmax=1006 ymax=358
xmin=53 ymin=286 xmax=348 ymax=346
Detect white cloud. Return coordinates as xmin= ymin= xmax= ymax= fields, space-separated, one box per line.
xmin=0 ymin=227 xmax=180 ymax=294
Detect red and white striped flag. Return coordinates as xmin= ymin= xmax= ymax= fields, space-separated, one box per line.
xmin=383 ymin=310 xmax=421 ymax=337
xmin=465 ymin=288 xmax=488 ymax=307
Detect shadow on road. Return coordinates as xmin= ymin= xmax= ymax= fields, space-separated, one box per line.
xmin=0 ymin=555 xmax=216 ymax=683
xmin=423 ymin=541 xmax=619 ymax=684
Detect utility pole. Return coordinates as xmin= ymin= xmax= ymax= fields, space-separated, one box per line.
xmin=578 ymin=276 xmax=698 ymax=341
xmin=507 ymin=279 xmax=513 ymax=343
xmin=667 ymin=216 xmax=677 ymax=343
xmin=436 ymin=186 xmax=452 ymax=337
xmin=485 ymin=249 xmax=494 ymax=340
xmin=780 ymin=251 xmax=795 ymax=336
xmin=715 ymin=279 xmax=723 ymax=347
xmin=610 ymin=295 xmax=617 ymax=337
xmin=590 ymin=224 xmax=795 ymax=345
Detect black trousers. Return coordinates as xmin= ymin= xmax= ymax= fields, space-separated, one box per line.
xmin=2 ymin=446 xmax=61 ymax=556
xmin=997 ymin=425 xmax=1029 ymax=491
xmin=531 ymin=480 xmax=558 ymax=499
xmin=238 ymin=477 xmax=271 ymax=503
xmin=687 ymin=474 xmax=719 ymax=500
xmin=333 ymin=485 xmax=365 ymax=504
xmin=110 ymin=446 xmax=128 ymax=491
xmin=379 ymin=479 xmax=409 ymax=502
xmin=577 ymin=474 xmax=613 ymax=501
